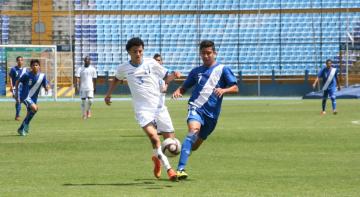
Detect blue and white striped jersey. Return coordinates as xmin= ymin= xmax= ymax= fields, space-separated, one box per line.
xmin=183 ymin=63 xmax=237 ymax=119
xmin=18 ymin=71 xmax=47 ymax=102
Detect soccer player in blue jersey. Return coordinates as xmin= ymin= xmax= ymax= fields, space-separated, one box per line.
xmin=312 ymin=59 xmax=341 ymax=115
xmin=9 ymin=56 xmax=26 ymax=121
xmin=15 ymin=59 xmax=49 ymax=136
xmin=172 ymin=40 xmax=239 ymax=180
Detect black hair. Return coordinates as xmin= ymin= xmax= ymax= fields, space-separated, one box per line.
xmin=326 ymin=59 xmax=332 ymax=64
xmin=126 ymin=37 xmax=144 ymax=51
xmin=16 ymin=56 xmax=23 ymax=61
xmin=199 ymin=40 xmax=216 ymax=52
xmin=30 ymin=59 xmax=40 ymax=67
xmin=153 ymin=53 xmax=161 ymax=59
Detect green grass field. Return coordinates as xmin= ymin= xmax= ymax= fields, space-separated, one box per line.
xmin=1 ymin=99 xmax=360 ymax=197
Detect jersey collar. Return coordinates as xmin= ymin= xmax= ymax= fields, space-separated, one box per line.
xmin=129 ymin=59 xmax=143 ymax=68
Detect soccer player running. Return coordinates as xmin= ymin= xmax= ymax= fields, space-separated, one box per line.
xmin=75 ymin=56 xmax=97 ymax=119
xmin=172 ymin=40 xmax=239 ymax=180
xmin=15 ymin=59 xmax=49 ymax=136
xmin=9 ymin=56 xmax=27 ymax=121
xmin=104 ymin=37 xmax=181 ymax=181
xmin=312 ymin=59 xmax=341 ymax=115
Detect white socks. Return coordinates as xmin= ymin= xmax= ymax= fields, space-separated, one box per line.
xmin=81 ymin=99 xmax=86 ymax=116
xmin=153 ymin=147 xmax=171 ymax=170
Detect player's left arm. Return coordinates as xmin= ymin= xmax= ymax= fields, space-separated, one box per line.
xmin=93 ymin=68 xmax=97 ymax=93
xmin=42 ymin=75 xmax=50 ymax=94
xmin=335 ymin=70 xmax=341 ymax=91
xmin=214 ymin=66 xmax=239 ymax=97
xmin=214 ymin=84 xmax=238 ymax=97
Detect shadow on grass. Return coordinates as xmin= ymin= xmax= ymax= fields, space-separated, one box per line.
xmin=63 ymin=179 xmax=176 ymax=189
xmin=0 ymin=134 xmax=21 ymax=138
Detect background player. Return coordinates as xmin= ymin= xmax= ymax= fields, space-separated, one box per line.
xmin=172 ymin=40 xmax=239 ymax=180
xmin=312 ymin=59 xmax=341 ymax=115
xmin=153 ymin=53 xmax=175 ymax=140
xmin=75 ymin=56 xmax=97 ymax=119
xmin=104 ymin=37 xmax=181 ymax=181
xmin=15 ymin=59 xmax=49 ymax=136
xmin=9 ymin=56 xmax=26 ymax=121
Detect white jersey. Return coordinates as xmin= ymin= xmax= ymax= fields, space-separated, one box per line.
xmin=159 ymin=79 xmax=166 ymax=108
xmin=75 ymin=66 xmax=97 ymax=91
xmin=115 ymin=58 xmax=168 ymax=112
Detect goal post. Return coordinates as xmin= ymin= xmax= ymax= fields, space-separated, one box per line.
xmin=0 ymin=45 xmax=58 ymax=101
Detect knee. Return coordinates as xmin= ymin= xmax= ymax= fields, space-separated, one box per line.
xmin=192 ymin=144 xmax=199 ymax=151
xmin=88 ymin=98 xmax=93 ymax=104
xmin=30 ymin=105 xmax=38 ymax=113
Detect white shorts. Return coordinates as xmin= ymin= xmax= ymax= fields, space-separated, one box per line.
xmin=135 ymin=107 xmax=174 ymax=133
xmin=80 ymin=90 xmax=94 ymax=99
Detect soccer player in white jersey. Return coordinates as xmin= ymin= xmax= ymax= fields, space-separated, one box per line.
xmin=172 ymin=40 xmax=239 ymax=180
xmin=104 ymin=37 xmax=181 ymax=181
xmin=75 ymin=56 xmax=97 ymax=119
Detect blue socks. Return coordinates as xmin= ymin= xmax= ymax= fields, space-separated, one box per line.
xmin=177 ymin=132 xmax=198 ymax=171
xmin=15 ymin=102 xmax=21 ymax=117
xmin=322 ymin=99 xmax=326 ymax=111
xmin=322 ymin=97 xmax=336 ymax=112
xmin=24 ymin=110 xmax=37 ymax=125
xmin=330 ymin=97 xmax=336 ymax=111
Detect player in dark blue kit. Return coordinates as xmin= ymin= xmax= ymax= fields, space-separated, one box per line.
xmin=15 ymin=59 xmax=49 ymax=136
xmin=172 ymin=40 xmax=239 ymax=180
xmin=9 ymin=56 xmax=27 ymax=121
xmin=312 ymin=59 xmax=341 ymax=115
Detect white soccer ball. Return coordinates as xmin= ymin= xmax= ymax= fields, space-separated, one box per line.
xmin=161 ymin=138 xmax=181 ymax=157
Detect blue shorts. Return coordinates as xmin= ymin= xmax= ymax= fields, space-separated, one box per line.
xmin=323 ymin=89 xmax=336 ymax=99
xmin=22 ymin=97 xmax=37 ymax=110
xmin=187 ymin=107 xmax=217 ymax=140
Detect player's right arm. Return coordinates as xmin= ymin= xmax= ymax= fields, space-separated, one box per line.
xmin=14 ymin=79 xmax=20 ymax=102
xmin=105 ymin=65 xmax=125 ymax=105
xmin=9 ymin=68 xmax=15 ymax=96
xmin=172 ymin=86 xmax=186 ymax=99
xmin=104 ymin=78 xmax=119 ymax=105
xmin=312 ymin=77 xmax=319 ymax=89
xmin=172 ymin=69 xmax=196 ymax=99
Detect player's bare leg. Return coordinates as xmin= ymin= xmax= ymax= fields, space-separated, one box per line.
xmin=143 ymin=123 xmax=176 ymax=181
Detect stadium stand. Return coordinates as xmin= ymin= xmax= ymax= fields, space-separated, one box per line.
xmin=1 ymin=0 xmax=360 ymax=80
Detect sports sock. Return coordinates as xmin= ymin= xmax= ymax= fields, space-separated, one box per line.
xmin=81 ymin=99 xmax=86 ymax=115
xmin=330 ymin=97 xmax=336 ymax=111
xmin=177 ymin=132 xmax=198 ymax=171
xmin=86 ymin=98 xmax=93 ymax=112
xmin=153 ymin=147 xmax=171 ymax=170
xmin=24 ymin=110 xmax=37 ymax=125
xmin=322 ymin=99 xmax=326 ymax=112
xmin=15 ymin=102 xmax=21 ymax=117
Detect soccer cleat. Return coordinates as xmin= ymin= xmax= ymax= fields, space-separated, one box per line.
xmin=86 ymin=110 xmax=92 ymax=118
xmin=23 ymin=124 xmax=29 ymax=134
xmin=176 ymin=170 xmax=188 ymax=180
xmin=320 ymin=111 xmax=326 ymax=115
xmin=333 ymin=111 xmax=338 ymax=115
xmin=152 ymin=156 xmax=161 ymax=179
xmin=82 ymin=114 xmax=87 ymax=120
xmin=17 ymin=125 xmax=26 ymax=136
xmin=15 ymin=116 xmax=21 ymax=121
xmin=167 ymin=168 xmax=177 ymax=181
